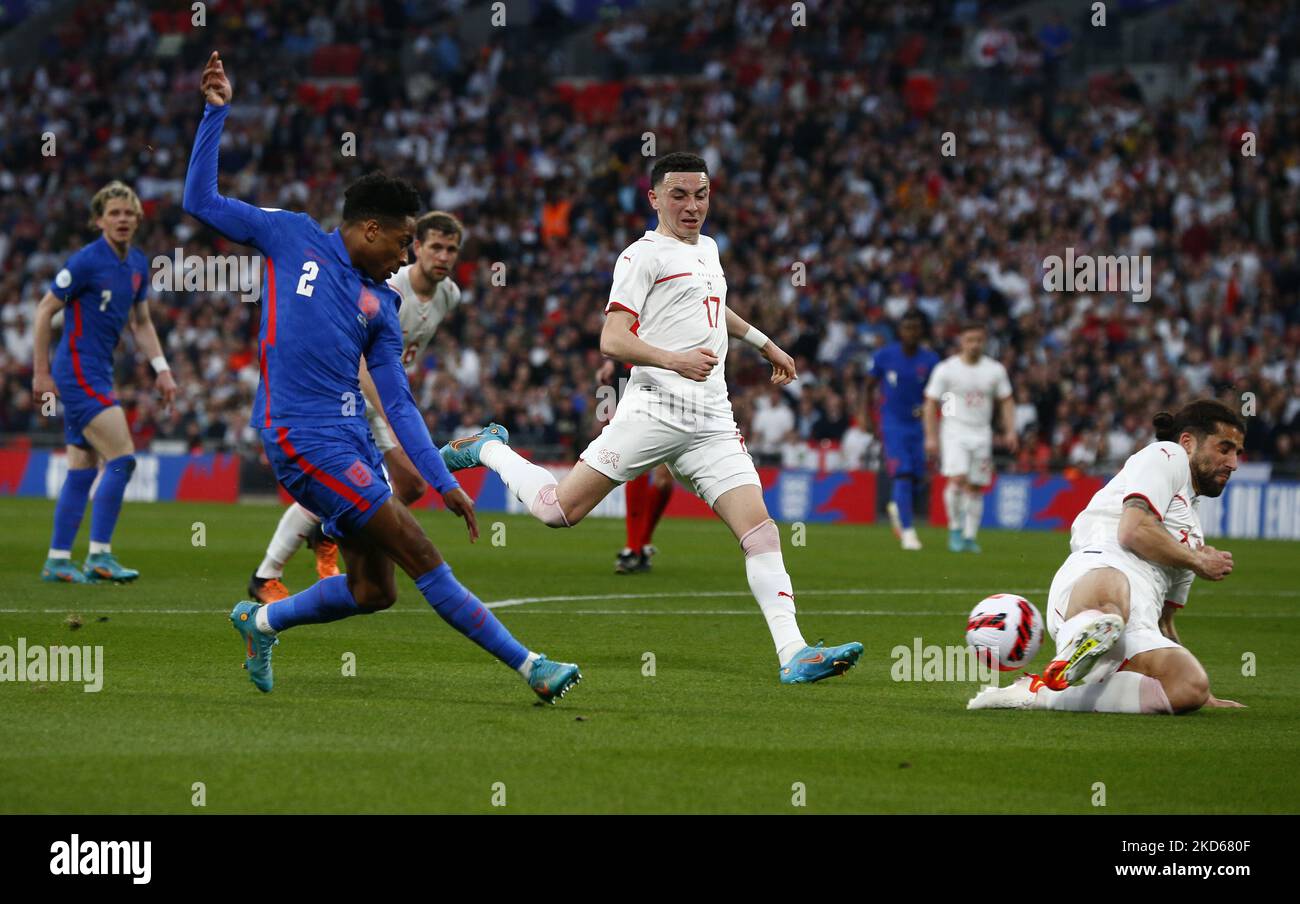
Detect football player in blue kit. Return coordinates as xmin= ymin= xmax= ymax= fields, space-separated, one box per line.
xmin=868 ymin=310 xmax=940 ymax=550
xmin=184 ymin=52 xmax=580 ymax=703
xmin=33 ymin=181 xmax=177 ymax=583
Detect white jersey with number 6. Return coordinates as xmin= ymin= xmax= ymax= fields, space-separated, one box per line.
xmin=388 ymin=263 xmax=463 ymax=372
xmin=924 ymin=354 xmax=1012 ymax=436
xmin=604 ymin=230 xmax=730 ymax=419
xmin=366 ymin=264 xmax=463 ymax=453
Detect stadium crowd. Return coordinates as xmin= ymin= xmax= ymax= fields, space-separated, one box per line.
xmin=1 ymin=0 xmax=1298 ymax=479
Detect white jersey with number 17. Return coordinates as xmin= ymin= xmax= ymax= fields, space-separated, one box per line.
xmin=604 ymin=230 xmax=731 ymax=419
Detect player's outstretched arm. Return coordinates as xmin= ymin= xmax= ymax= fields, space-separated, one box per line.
xmin=723 ymin=308 xmax=796 ymax=385
xmin=367 ymin=358 xmax=478 ymax=541
xmin=600 ymin=310 xmax=717 ymax=381
xmin=181 ymin=52 xmax=278 ymax=248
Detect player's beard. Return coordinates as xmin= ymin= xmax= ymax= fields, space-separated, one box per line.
xmin=1190 ymin=451 xmax=1229 ymax=498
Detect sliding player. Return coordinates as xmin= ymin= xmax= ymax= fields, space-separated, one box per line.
xmin=33 ymin=181 xmax=177 ymax=583
xmin=969 ymin=399 xmax=1246 ymax=714
xmin=441 ymin=152 xmax=863 ymax=684
xmin=922 ymin=321 xmax=1015 ymax=553
xmin=248 ymin=211 xmax=466 ymax=603
xmin=868 ymin=309 xmax=939 ymax=550
xmin=186 ymin=52 xmax=579 ymax=702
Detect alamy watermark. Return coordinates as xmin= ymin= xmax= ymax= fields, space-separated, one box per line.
xmin=891 ymin=636 xmax=997 ymax=684
xmin=1042 ymin=248 xmax=1151 ymax=303
xmin=1 ymin=637 xmax=103 ymax=692
xmin=152 ymin=248 xmax=262 ymax=302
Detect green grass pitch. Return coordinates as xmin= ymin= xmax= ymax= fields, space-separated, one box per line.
xmin=1 ymin=497 xmax=1296 ymax=813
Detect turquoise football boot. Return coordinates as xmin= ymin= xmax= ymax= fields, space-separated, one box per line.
xmin=42 ymin=557 xmax=89 ymax=583
xmin=230 ymin=601 xmax=277 ymax=693
xmin=779 ymin=640 xmax=864 ymax=684
xmin=962 ymin=537 xmax=982 ymax=554
xmin=439 ymin=423 xmax=509 ymax=471
xmin=83 ymin=552 xmax=140 ymax=583
xmin=948 ymin=529 xmax=964 ymax=552
xmin=527 ymin=654 xmax=581 ymax=704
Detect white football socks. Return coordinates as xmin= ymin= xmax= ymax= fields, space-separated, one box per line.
xmin=963 ymin=491 xmax=983 ymax=540
xmin=256 ymin=503 xmax=319 ymax=580
xmin=745 ymin=552 xmax=807 ymax=664
xmin=480 ymin=443 xmax=565 ymax=520
xmin=517 ymin=651 xmax=540 ymax=680
xmin=944 ymin=482 xmax=964 ymax=532
xmin=1053 ymin=609 xmax=1118 ymax=660
xmin=1032 ymin=671 xmax=1172 ymax=714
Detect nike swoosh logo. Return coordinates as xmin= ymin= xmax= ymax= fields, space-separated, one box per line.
xmin=798 ymin=653 xmax=825 ymax=664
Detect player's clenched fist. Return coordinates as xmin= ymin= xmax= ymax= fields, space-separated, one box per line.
xmin=1194 ymin=545 xmax=1233 ymax=581
xmin=201 ymin=51 xmax=232 ymax=106
xmin=672 ymin=347 xmax=718 ymax=382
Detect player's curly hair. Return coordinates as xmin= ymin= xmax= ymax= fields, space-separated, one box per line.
xmin=341 ymin=171 xmax=422 ymax=225
xmin=1153 ymin=399 xmax=1245 ymax=443
xmin=89 ymin=180 xmax=142 ymax=226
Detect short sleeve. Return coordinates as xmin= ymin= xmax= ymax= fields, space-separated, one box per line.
xmin=1165 ymin=572 xmax=1192 ymax=608
xmin=869 ymin=348 xmax=886 ymax=380
xmin=923 ymin=361 xmax=947 ymax=400
xmin=994 ymin=362 xmax=1012 ymax=399
xmin=1122 ymin=443 xmax=1186 ymax=521
xmin=605 ymin=250 xmax=655 ymax=317
xmin=49 ymin=252 xmax=89 ymax=303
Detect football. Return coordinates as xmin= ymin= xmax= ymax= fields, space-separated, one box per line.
xmin=965 ymin=594 xmax=1044 ymax=672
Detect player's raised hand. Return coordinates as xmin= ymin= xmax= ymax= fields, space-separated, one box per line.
xmin=155 ymin=369 xmax=178 ymax=408
xmin=673 ymin=348 xmax=719 ymax=382
xmin=201 ymin=51 xmax=232 ymax=106
xmin=442 ymin=486 xmax=479 ymax=543
xmin=1194 ymin=545 xmax=1233 ymax=581
xmin=761 ymin=342 xmax=797 ymax=385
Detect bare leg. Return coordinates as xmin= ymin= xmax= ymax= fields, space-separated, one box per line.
xmin=1121 ymin=646 xmax=1210 ymax=714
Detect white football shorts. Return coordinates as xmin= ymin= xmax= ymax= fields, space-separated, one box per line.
xmin=940 ymin=428 xmax=994 ymax=484
xmin=579 ymin=382 xmax=760 ymax=508
xmin=1046 ymin=543 xmax=1181 ymax=683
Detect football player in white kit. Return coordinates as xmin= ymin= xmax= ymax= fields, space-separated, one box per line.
xmin=438 ymin=153 xmax=863 ymax=684
xmin=922 ymin=321 xmax=1016 ymax=553
xmin=969 ymin=400 xmax=1246 ymax=714
xmin=248 ymin=212 xmax=466 ymax=603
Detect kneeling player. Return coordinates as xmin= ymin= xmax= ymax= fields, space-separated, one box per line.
xmin=969 ymin=400 xmax=1246 ymax=714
